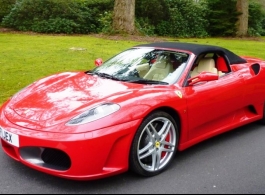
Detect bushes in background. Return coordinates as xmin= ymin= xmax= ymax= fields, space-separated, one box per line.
xmin=0 ymin=0 xmax=16 ymax=23
xmin=206 ymin=0 xmax=239 ymax=37
xmin=0 ymin=0 xmax=264 ymax=37
xmin=248 ymin=0 xmax=265 ymax=36
xmin=136 ymin=0 xmax=209 ymax=37
xmin=1 ymin=0 xmax=113 ymax=34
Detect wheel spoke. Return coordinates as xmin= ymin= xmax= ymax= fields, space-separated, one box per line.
xmin=146 ymin=127 xmax=155 ymax=143
xmin=161 ymin=140 xmax=175 ymax=148
xmin=159 ymin=121 xmax=171 ymax=141
xmin=149 ymin=123 xmax=160 ymax=140
xmin=139 ymin=142 xmax=155 ymax=159
xmin=151 ymin=149 xmax=162 ymax=170
xmin=161 ymin=147 xmax=174 ymax=153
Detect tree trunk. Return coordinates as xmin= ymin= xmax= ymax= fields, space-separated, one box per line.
xmin=112 ymin=0 xmax=135 ymax=34
xmin=236 ymin=0 xmax=249 ymax=37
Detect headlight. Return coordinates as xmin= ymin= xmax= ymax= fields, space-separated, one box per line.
xmin=66 ymin=103 xmax=120 ymax=126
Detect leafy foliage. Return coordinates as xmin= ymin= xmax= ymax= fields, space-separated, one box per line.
xmin=206 ymin=0 xmax=239 ymax=37
xmin=136 ymin=0 xmax=170 ymax=27
xmin=2 ymin=0 xmax=113 ymax=34
xmin=164 ymin=0 xmax=209 ymax=37
xmin=0 ymin=0 xmax=265 ymax=37
xmin=135 ymin=17 xmax=156 ymax=36
xmin=0 ymin=0 xmax=16 ymax=23
xmin=248 ymin=0 xmax=265 ymax=36
xmin=136 ymin=0 xmax=209 ymax=38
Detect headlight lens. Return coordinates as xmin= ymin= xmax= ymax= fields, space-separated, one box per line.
xmin=66 ymin=103 xmax=120 ymax=126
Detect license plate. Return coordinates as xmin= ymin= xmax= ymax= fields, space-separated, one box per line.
xmin=0 ymin=127 xmax=19 ymax=147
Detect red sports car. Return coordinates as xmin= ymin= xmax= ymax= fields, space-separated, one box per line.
xmin=1 ymin=42 xmax=265 ymax=180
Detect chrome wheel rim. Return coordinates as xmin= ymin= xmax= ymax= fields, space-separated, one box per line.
xmin=137 ymin=117 xmax=177 ymax=172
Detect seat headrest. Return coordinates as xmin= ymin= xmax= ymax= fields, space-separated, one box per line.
xmin=197 ymin=58 xmax=215 ymax=72
xmin=153 ymin=56 xmax=169 ymax=68
xmin=216 ymin=56 xmax=228 ymax=72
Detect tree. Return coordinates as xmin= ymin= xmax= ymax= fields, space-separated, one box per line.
xmin=236 ymin=0 xmax=249 ymax=36
xmin=0 ymin=0 xmax=16 ymax=22
xmin=207 ymin=0 xmax=239 ymax=37
xmin=112 ymin=0 xmax=135 ymax=34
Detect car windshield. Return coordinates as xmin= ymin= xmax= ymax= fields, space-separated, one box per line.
xmin=89 ymin=48 xmax=189 ymax=85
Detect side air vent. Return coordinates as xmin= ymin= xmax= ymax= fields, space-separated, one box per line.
xmin=251 ymin=63 xmax=260 ymax=75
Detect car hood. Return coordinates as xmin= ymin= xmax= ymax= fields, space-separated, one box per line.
xmin=5 ymin=72 xmax=143 ymax=128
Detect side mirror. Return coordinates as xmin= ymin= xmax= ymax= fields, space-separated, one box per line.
xmin=95 ymin=58 xmax=103 ymax=67
xmin=188 ymin=71 xmax=218 ymax=85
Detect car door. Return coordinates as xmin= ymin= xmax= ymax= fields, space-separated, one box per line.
xmin=183 ymin=71 xmax=246 ymax=140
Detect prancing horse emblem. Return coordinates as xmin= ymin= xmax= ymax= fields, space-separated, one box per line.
xmin=175 ymin=90 xmax=183 ymax=99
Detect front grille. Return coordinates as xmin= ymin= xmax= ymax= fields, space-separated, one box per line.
xmin=41 ymin=148 xmax=71 ymax=170
xmin=20 ymin=147 xmax=71 ymax=171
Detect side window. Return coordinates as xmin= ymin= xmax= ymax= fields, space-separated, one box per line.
xmin=169 ymin=52 xmax=189 ymax=70
xmin=190 ymin=57 xmax=217 ymax=77
xmin=141 ymin=50 xmax=189 ymax=83
xmin=190 ymin=53 xmax=229 ymax=78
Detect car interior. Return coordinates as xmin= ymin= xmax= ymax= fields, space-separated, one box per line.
xmin=190 ymin=53 xmax=230 ymax=78
xmin=143 ymin=54 xmax=174 ymax=80
xmin=190 ymin=57 xmax=217 ymax=77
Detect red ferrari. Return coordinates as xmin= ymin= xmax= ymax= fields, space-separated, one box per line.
xmin=1 ymin=42 xmax=265 ymax=180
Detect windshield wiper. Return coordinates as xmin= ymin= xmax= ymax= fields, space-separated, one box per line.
xmin=92 ymin=72 xmax=123 ymax=81
xmin=87 ymin=72 xmax=168 ymax=85
xmin=127 ymin=79 xmax=168 ymax=85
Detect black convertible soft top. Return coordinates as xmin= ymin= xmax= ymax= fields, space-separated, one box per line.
xmin=135 ymin=42 xmax=247 ymax=64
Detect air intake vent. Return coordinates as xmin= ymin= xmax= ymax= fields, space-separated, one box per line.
xmin=251 ymin=63 xmax=260 ymax=75
xmin=41 ymin=148 xmax=71 ymax=170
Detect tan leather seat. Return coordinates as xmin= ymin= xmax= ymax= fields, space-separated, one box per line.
xmin=144 ymin=55 xmax=174 ymax=81
xmin=136 ymin=63 xmax=150 ymax=78
xmin=191 ymin=58 xmax=218 ymax=77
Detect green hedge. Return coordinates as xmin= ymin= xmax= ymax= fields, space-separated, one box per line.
xmin=248 ymin=0 xmax=265 ymax=36
xmin=0 ymin=0 xmax=16 ymax=23
xmin=1 ymin=0 xmax=265 ymax=37
xmin=136 ymin=0 xmax=209 ymax=37
xmin=2 ymin=0 xmax=113 ymax=34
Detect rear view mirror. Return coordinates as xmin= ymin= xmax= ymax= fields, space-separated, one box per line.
xmin=95 ymin=58 xmax=103 ymax=67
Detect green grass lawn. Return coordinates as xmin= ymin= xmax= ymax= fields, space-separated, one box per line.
xmin=1 ymin=32 xmax=265 ymax=105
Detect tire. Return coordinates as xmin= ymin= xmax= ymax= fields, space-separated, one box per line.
xmin=129 ymin=111 xmax=179 ymax=177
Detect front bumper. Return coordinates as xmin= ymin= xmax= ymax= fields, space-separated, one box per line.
xmin=0 ymin=112 xmax=141 ymax=180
